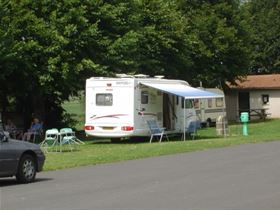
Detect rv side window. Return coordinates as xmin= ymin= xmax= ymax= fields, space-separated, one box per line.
xmin=194 ymin=99 xmax=199 ymax=109
xmin=187 ymin=100 xmax=194 ymax=108
xmin=181 ymin=98 xmax=193 ymax=109
xmin=96 ymin=94 xmax=113 ymax=106
xmin=216 ymin=98 xmax=223 ymax=107
xmin=141 ymin=91 xmax=149 ymax=104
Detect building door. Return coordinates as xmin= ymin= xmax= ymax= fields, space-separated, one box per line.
xmin=238 ymin=92 xmax=250 ymax=114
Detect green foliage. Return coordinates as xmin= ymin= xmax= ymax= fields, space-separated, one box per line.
xmin=245 ymin=0 xmax=280 ymax=73
xmin=176 ymin=0 xmax=252 ymax=86
xmin=62 ymin=95 xmax=84 ymax=130
xmin=0 ymin=0 xmax=255 ymax=127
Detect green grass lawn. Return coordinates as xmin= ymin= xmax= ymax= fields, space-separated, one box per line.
xmin=62 ymin=99 xmax=85 ymax=130
xmin=44 ymin=119 xmax=280 ymax=171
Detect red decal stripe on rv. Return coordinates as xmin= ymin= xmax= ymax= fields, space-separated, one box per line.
xmin=90 ymin=114 xmax=128 ymax=120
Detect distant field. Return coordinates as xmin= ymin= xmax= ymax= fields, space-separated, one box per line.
xmin=62 ymin=99 xmax=85 ymax=130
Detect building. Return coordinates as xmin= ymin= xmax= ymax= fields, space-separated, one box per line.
xmin=225 ymin=74 xmax=280 ymax=121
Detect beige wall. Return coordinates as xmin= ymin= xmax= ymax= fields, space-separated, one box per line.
xmin=226 ymin=89 xmax=280 ymax=121
xmin=249 ymin=90 xmax=280 ymax=118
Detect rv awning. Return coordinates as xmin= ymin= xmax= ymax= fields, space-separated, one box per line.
xmin=141 ymin=82 xmax=223 ymax=99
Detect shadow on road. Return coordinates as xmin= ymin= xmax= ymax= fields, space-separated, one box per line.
xmin=0 ymin=178 xmax=53 ymax=187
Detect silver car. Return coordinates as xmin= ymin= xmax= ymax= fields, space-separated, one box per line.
xmin=0 ymin=131 xmax=45 ymax=183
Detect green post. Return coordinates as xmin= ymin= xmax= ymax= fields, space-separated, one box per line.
xmin=240 ymin=112 xmax=249 ymax=136
xmin=242 ymin=122 xmax=248 ymax=136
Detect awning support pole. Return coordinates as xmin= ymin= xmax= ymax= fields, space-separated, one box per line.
xmin=183 ymin=98 xmax=186 ymax=141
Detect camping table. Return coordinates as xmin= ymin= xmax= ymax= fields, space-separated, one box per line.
xmin=239 ymin=108 xmax=270 ymax=120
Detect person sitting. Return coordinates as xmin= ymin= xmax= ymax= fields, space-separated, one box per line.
xmin=5 ymin=119 xmax=18 ymax=138
xmin=22 ymin=118 xmax=43 ymax=141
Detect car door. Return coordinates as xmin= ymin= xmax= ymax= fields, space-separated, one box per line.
xmin=0 ymin=137 xmax=19 ymax=176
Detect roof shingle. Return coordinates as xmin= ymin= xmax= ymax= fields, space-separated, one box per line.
xmin=228 ymin=74 xmax=280 ymax=89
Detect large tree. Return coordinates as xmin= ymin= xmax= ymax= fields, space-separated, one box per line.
xmin=245 ymin=0 xmax=280 ymax=73
xmin=0 ymin=0 xmax=252 ymax=128
xmin=0 ymin=0 xmax=191 ymax=127
xmin=97 ymin=0 xmax=193 ymax=78
xmin=0 ymin=0 xmax=104 ymax=127
xmin=176 ymin=0 xmax=252 ymax=87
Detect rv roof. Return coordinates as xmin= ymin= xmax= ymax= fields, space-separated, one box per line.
xmin=87 ymin=77 xmax=189 ymax=85
xmin=115 ymin=74 xmax=150 ymax=78
xmin=90 ymin=73 xmax=166 ymax=80
xmin=115 ymin=74 xmax=134 ymax=78
xmin=134 ymin=74 xmax=149 ymax=78
xmin=154 ymin=75 xmax=165 ymax=79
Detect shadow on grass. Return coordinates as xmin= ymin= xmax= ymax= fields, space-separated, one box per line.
xmin=229 ymin=118 xmax=274 ymax=126
xmin=75 ymin=128 xmax=224 ymax=145
xmin=91 ymin=138 xmax=150 ymax=145
xmin=44 ymin=148 xmax=81 ymax=153
xmin=90 ymin=134 xmax=223 ymax=145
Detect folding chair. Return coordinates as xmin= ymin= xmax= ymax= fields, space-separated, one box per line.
xmin=147 ymin=120 xmax=169 ymax=143
xmin=40 ymin=128 xmax=59 ymax=152
xmin=184 ymin=120 xmax=201 ymax=140
xmin=59 ymin=128 xmax=84 ymax=145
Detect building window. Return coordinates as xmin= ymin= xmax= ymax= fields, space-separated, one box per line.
xmin=262 ymin=94 xmax=269 ymax=104
xmin=141 ymin=91 xmax=149 ymax=104
xmin=96 ymin=94 xmax=113 ymax=106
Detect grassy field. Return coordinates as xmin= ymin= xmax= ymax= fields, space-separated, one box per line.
xmin=44 ymin=119 xmax=280 ymax=171
xmin=63 ymin=98 xmax=85 ymax=130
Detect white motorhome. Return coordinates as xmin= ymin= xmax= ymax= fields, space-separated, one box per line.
xmin=194 ymin=88 xmax=226 ymax=126
xmin=84 ymin=75 xmax=222 ymax=139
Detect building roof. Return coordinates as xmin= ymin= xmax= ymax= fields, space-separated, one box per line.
xmin=228 ymin=74 xmax=280 ymax=90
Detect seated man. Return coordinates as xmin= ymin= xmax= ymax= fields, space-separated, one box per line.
xmin=4 ymin=119 xmax=22 ymax=139
xmin=22 ymin=118 xmax=43 ymax=141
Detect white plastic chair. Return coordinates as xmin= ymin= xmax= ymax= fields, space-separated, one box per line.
xmin=40 ymin=128 xmax=59 ymax=152
xmin=60 ymin=128 xmax=84 ymax=145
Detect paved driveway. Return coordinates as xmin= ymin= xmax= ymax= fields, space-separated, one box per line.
xmin=1 ymin=141 xmax=280 ymax=210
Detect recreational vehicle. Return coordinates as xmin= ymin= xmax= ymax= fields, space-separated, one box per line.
xmin=194 ymin=88 xmax=226 ymax=127
xmin=84 ymin=75 xmax=222 ymax=140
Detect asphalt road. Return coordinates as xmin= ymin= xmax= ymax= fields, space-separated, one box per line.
xmin=1 ymin=141 xmax=280 ymax=210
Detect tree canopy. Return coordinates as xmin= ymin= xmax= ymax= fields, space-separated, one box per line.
xmin=176 ymin=0 xmax=251 ymax=87
xmin=0 ymin=0 xmax=278 ymax=127
xmin=245 ymin=0 xmax=280 ymax=73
